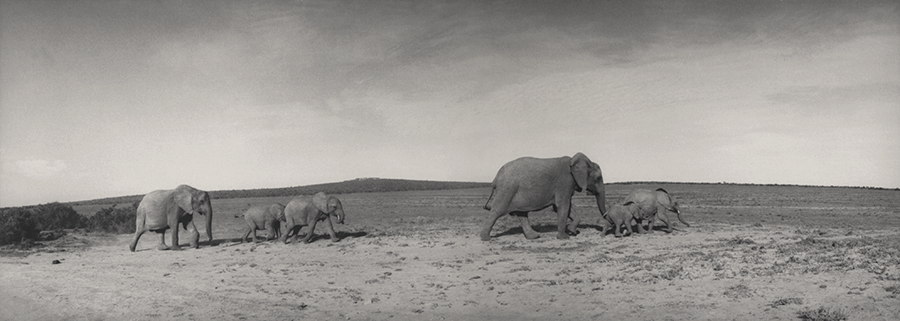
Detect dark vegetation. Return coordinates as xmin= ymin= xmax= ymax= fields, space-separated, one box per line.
xmin=0 ymin=202 xmax=138 ymax=245
xmin=67 ymin=178 xmax=491 ymax=206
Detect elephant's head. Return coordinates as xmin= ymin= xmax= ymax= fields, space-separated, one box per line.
xmin=313 ymin=192 xmax=345 ymax=225
xmin=655 ymin=188 xmax=680 ymax=214
xmin=272 ymin=203 xmax=287 ymax=222
xmin=173 ymin=185 xmax=213 ymax=243
xmin=569 ymin=152 xmax=607 ymax=216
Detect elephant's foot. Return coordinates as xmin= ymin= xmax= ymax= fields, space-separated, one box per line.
xmin=522 ymin=229 xmax=540 ymax=240
xmin=129 ymin=243 xmax=137 ymax=252
xmin=566 ymin=219 xmax=580 ymax=236
xmin=479 ymin=231 xmax=492 ymax=241
xmin=331 ymin=237 xmax=340 ymax=243
xmin=556 ymin=232 xmax=570 ymax=240
xmin=157 ymin=244 xmax=172 ymax=251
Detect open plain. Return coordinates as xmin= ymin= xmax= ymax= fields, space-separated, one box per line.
xmin=2 ymin=183 xmax=899 ymax=320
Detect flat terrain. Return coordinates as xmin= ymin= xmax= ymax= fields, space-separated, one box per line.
xmin=2 ymin=184 xmax=900 ymax=320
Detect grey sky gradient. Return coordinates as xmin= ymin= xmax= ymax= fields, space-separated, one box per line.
xmin=2 ymin=0 xmax=898 ymax=207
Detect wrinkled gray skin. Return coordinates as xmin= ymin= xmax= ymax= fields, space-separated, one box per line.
xmin=238 ymin=203 xmax=286 ymax=243
xmin=624 ymin=188 xmax=690 ymax=233
xmin=480 ymin=152 xmax=607 ymax=241
xmin=129 ymin=185 xmax=213 ymax=252
xmin=602 ymin=201 xmax=642 ymax=237
xmin=281 ymin=192 xmax=345 ymax=244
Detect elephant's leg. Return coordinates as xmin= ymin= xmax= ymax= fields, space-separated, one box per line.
xmin=186 ymin=221 xmax=200 ymax=248
xmin=555 ymin=203 xmax=572 ymax=240
xmin=566 ymin=216 xmax=580 ymax=236
xmin=157 ymin=231 xmax=171 ymax=251
xmin=512 ymin=212 xmax=540 ymax=240
xmin=657 ymin=208 xmax=673 ymax=233
xmin=302 ymin=220 xmax=319 ymax=243
xmin=599 ymin=219 xmax=609 ymax=237
xmin=130 ymin=229 xmax=146 ymax=252
xmin=168 ymin=216 xmax=182 ymax=250
xmin=634 ymin=218 xmax=647 ymax=234
xmin=265 ymin=221 xmax=275 ymax=241
xmin=280 ymin=223 xmax=293 ymax=243
xmin=479 ymin=206 xmax=508 ymax=241
xmin=241 ymin=226 xmax=252 ymax=243
xmin=285 ymin=225 xmax=300 ymax=244
xmin=324 ymin=218 xmax=339 ymax=242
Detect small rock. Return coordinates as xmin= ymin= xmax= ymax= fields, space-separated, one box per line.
xmin=52 ymin=260 xmax=61 ymax=264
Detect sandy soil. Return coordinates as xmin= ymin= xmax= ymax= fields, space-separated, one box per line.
xmin=2 ymin=218 xmax=899 ymax=320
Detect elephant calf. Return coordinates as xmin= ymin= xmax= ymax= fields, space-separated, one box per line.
xmin=237 ymin=203 xmax=286 ymax=243
xmin=602 ymin=202 xmax=643 ymax=237
xmin=281 ymin=192 xmax=345 ymax=244
xmin=624 ymin=188 xmax=690 ymax=233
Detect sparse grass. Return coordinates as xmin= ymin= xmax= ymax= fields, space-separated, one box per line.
xmin=885 ymin=284 xmax=900 ymax=295
xmin=797 ymin=306 xmax=848 ymax=321
xmin=725 ymin=236 xmax=756 ymax=246
xmin=771 ymin=297 xmax=803 ymax=307
xmin=723 ymin=284 xmax=754 ymax=299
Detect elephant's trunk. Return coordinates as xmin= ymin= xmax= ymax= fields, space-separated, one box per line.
xmin=594 ymin=187 xmax=607 ymax=216
xmin=205 ymin=201 xmax=213 ymax=243
xmin=335 ymin=208 xmax=345 ymax=225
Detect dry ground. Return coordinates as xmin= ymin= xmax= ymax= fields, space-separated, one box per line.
xmin=2 ymin=185 xmax=899 ymax=320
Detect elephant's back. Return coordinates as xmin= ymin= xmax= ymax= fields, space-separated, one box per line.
xmin=624 ymin=189 xmax=654 ymax=201
xmin=137 ymin=189 xmax=174 ymax=212
xmin=285 ymin=196 xmax=313 ymax=213
xmin=242 ymin=206 xmax=267 ymax=219
xmin=495 ymin=157 xmax=565 ymax=185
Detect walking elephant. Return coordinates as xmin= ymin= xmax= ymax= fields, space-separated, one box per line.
xmin=602 ymin=202 xmax=642 ymax=237
xmin=480 ymin=152 xmax=607 ymax=241
xmin=129 ymin=185 xmax=213 ymax=252
xmin=281 ymin=192 xmax=345 ymax=244
xmin=624 ymin=188 xmax=690 ymax=233
xmin=237 ymin=203 xmax=285 ymax=243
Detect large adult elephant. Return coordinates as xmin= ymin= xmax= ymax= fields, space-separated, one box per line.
xmin=281 ymin=192 xmax=345 ymax=244
xmin=480 ymin=152 xmax=607 ymax=241
xmin=624 ymin=188 xmax=690 ymax=233
xmin=128 ymin=185 xmax=213 ymax=252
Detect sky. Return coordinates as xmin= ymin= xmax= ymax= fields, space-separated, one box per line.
xmin=1 ymin=0 xmax=898 ymax=207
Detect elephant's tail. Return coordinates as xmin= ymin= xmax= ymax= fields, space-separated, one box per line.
xmin=483 ymin=187 xmax=496 ymax=211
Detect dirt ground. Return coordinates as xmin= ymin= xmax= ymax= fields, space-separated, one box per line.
xmin=2 ymin=186 xmax=899 ymax=320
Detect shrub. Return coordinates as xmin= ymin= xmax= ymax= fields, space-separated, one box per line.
xmin=86 ymin=203 xmax=137 ymax=234
xmin=771 ymin=297 xmax=803 ymax=307
xmin=797 ymin=306 xmax=848 ymax=321
xmin=0 ymin=208 xmax=40 ymax=245
xmin=32 ymin=202 xmax=87 ymax=230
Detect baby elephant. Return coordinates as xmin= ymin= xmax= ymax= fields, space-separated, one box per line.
xmin=281 ymin=192 xmax=346 ymax=244
xmin=238 ymin=203 xmax=286 ymax=243
xmin=601 ymin=202 xmax=644 ymax=237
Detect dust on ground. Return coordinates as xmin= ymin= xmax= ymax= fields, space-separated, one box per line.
xmin=2 ymin=221 xmax=899 ymax=320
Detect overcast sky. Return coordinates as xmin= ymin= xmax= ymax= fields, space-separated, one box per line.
xmin=1 ymin=0 xmax=898 ymax=207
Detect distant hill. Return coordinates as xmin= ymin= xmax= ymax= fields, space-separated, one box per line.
xmin=67 ymin=178 xmax=491 ymax=206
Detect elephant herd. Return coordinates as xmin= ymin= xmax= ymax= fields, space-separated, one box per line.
xmin=129 ymin=152 xmax=689 ymax=252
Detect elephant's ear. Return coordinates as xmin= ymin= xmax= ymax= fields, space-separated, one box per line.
xmin=173 ymin=185 xmax=198 ymax=215
xmin=655 ymin=190 xmax=679 ymax=213
xmin=569 ymin=152 xmax=591 ymax=192
xmin=312 ymin=192 xmax=329 ymax=213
